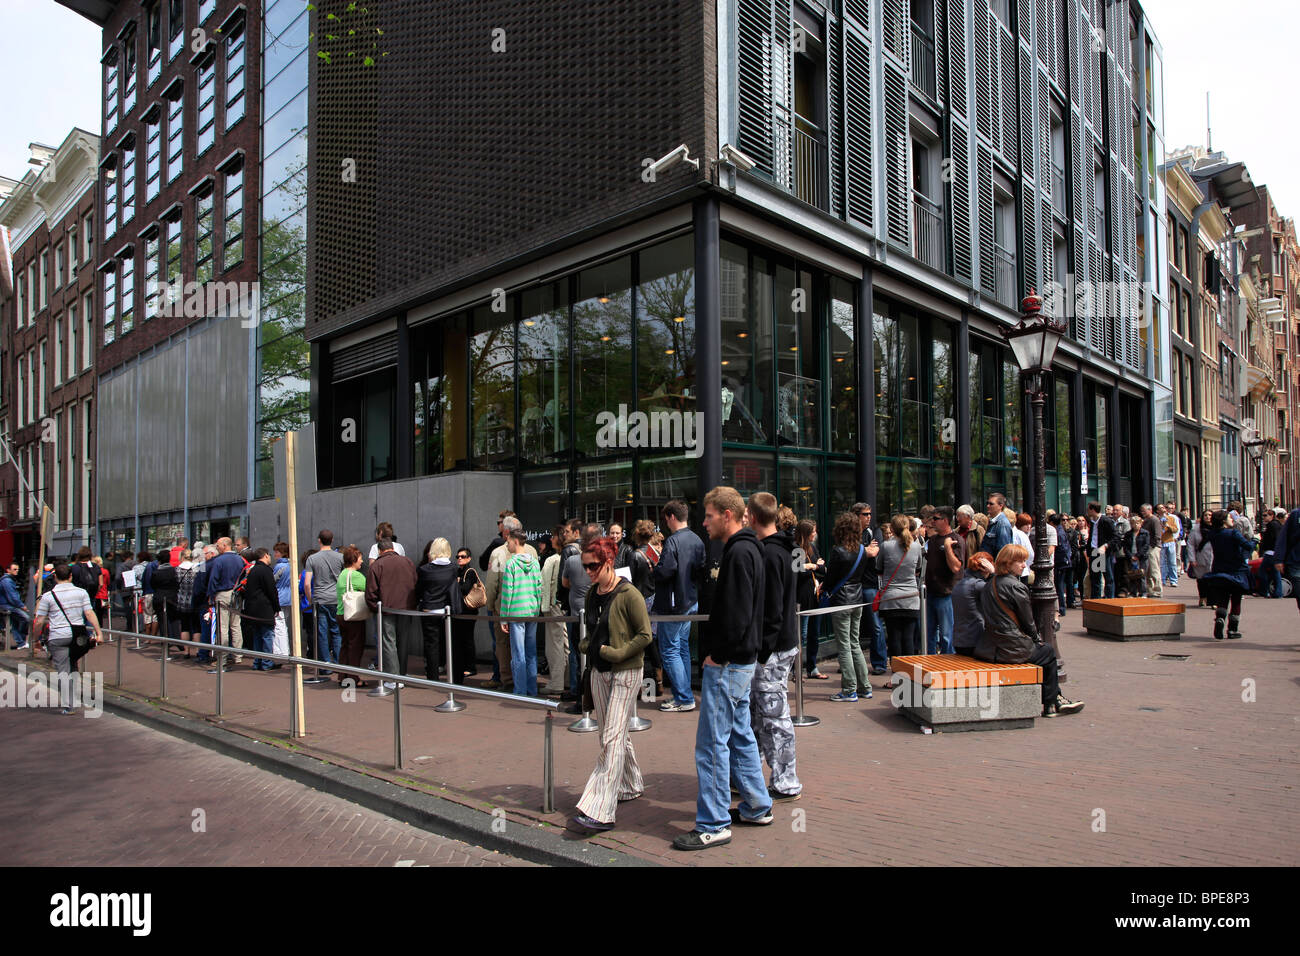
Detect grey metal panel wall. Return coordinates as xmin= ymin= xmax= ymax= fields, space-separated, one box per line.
xmin=98 ymin=370 xmax=138 ymax=519
xmin=186 ymin=318 xmax=250 ymax=507
xmin=137 ymin=350 xmax=186 ymax=514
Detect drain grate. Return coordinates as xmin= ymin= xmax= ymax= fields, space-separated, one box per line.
xmin=1156 ymin=653 xmax=1190 ymax=660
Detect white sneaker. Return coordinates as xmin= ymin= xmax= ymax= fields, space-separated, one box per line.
xmin=383 ymin=680 xmax=405 ymax=690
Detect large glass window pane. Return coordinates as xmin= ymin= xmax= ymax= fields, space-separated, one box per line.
xmin=637 ymin=237 xmax=696 ymax=445
xmin=470 ymin=304 xmax=515 ymax=471
xmin=900 ymin=461 xmax=930 ymax=514
xmin=778 ymin=455 xmax=819 ymax=522
xmin=873 ymin=309 xmax=897 ymax=457
xmin=1055 ymin=375 xmax=1071 ymax=476
xmin=875 ymin=459 xmax=898 ymax=519
xmin=574 ymin=257 xmax=632 ymax=456
xmin=775 ymin=266 xmax=819 ymax=448
xmin=518 ymin=282 xmax=570 ymax=466
xmin=263 ymin=13 xmax=306 ymax=88
xmin=638 ymin=453 xmax=698 ymax=519
xmin=828 ymin=278 xmax=856 ymax=455
xmin=720 ymin=241 xmax=766 ymax=445
xmin=362 ymin=375 xmax=395 ymax=483
xmin=1095 ymin=390 xmax=1109 ymax=478
xmin=826 ymin=460 xmax=856 ymax=526
xmin=931 ymin=323 xmax=955 ymax=459
xmin=898 ymin=313 xmax=926 ymax=458
xmin=574 ymin=460 xmax=633 ymax=528
xmin=978 ymin=348 xmax=1002 ymax=465
xmin=518 ymin=468 xmax=570 ymax=535
xmin=723 ymin=450 xmax=775 ymax=503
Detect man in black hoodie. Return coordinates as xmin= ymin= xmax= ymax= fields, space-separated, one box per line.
xmin=748 ymin=493 xmax=802 ymax=801
xmin=673 ymin=486 xmax=772 ymax=851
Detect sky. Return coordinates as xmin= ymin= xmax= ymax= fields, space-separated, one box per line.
xmin=0 ymin=0 xmax=1296 ymax=217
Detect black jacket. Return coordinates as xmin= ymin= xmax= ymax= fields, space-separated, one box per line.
xmin=824 ymin=544 xmax=867 ymax=605
xmin=974 ymin=573 xmax=1039 ymax=664
xmin=241 ymin=562 xmax=280 ymax=623
xmin=417 ymin=561 xmax=459 ymax=611
xmin=699 ymin=527 xmax=764 ymax=666
xmin=1090 ymin=515 xmax=1119 ymax=553
xmin=652 ymin=527 xmax=705 ymax=614
xmin=151 ymin=564 xmax=179 ymax=617
xmin=758 ymin=530 xmax=798 ymax=663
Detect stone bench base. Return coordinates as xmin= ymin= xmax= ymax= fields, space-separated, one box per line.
xmin=897 ymin=682 xmax=1042 ymax=733
xmin=1082 ymin=598 xmax=1185 ymax=641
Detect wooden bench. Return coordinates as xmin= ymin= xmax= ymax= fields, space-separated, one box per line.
xmin=888 ymin=655 xmax=1043 ymax=732
xmin=1081 ymin=598 xmax=1185 ymax=641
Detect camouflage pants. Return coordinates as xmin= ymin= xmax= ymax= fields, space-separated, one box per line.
xmin=751 ymin=645 xmax=801 ymax=796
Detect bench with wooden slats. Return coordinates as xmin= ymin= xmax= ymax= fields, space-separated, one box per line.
xmin=887 ymin=654 xmax=1043 ymax=733
xmin=1081 ymin=597 xmax=1185 ymax=641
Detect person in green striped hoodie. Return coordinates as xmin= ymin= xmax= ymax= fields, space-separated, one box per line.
xmin=500 ymin=529 xmax=543 ymax=696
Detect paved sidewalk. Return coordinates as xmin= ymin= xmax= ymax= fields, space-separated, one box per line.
xmin=0 ymin=704 xmax=529 ymax=866
xmin=5 ymin=579 xmax=1296 ymax=866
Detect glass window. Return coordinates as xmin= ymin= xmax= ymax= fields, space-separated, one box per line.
xmin=144 ymin=110 xmax=161 ymax=201
xmin=828 ymin=278 xmax=856 ymax=455
xmin=574 ymin=256 xmax=632 ymax=455
xmin=1002 ymin=357 xmax=1023 ymax=507
xmin=103 ymin=266 xmax=117 ymax=346
xmin=199 ymin=0 xmax=216 ymax=23
xmin=83 ymin=292 xmax=93 ymax=368
xmin=636 ymin=236 xmax=696 ymax=441
xmin=103 ymin=167 xmax=118 ymax=240
xmin=775 ymin=267 xmax=819 ymax=448
xmin=223 ymin=167 xmax=244 ymax=270
xmin=119 ymin=252 xmax=135 ymax=335
xmin=120 ymin=139 xmax=136 ymax=225
xmin=68 ymin=303 xmax=78 ymax=375
xmin=195 ymin=191 xmax=214 ymax=284
xmin=146 ymin=1 xmax=161 ymax=84
xmin=144 ymin=233 xmax=159 ymax=321
xmin=723 ymin=450 xmax=775 ymax=503
xmin=573 ymin=460 xmax=634 ymax=529
xmin=104 ymin=51 xmax=119 ymax=135
xmin=778 ymin=455 xmax=819 ymax=521
xmin=196 ymin=55 xmax=216 ymax=156
xmin=167 ymin=0 xmax=183 ymax=61
xmin=931 ymin=324 xmax=955 ymax=460
xmin=264 ymin=11 xmax=307 ymax=85
xmin=166 ymin=85 xmax=183 ymax=183
xmin=720 ymin=241 xmax=767 ymax=445
xmin=470 ymin=304 xmax=516 ymax=470
xmin=225 ymin=21 xmax=246 ymax=129
xmin=873 ymin=308 xmax=897 ymax=457
xmin=55 ymin=244 xmax=64 ymax=288
xmin=518 ymin=282 xmax=570 ymax=466
xmin=897 ymin=313 xmax=925 ymax=458
xmin=165 ymin=215 xmax=182 ymax=288
xmin=123 ymin=30 xmax=137 ymax=114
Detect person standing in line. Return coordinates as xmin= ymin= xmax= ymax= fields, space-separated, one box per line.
xmin=1049 ymin=514 xmax=1073 ymax=615
xmin=193 ymin=545 xmax=217 ymax=664
xmin=673 ymin=486 xmax=772 ymax=851
xmin=367 ymin=521 xmax=407 ymax=561
xmin=653 ymin=499 xmax=705 ymax=713
xmin=794 ymin=520 xmax=827 ymax=679
xmin=416 ymin=538 xmax=459 ymax=681
xmin=749 ymin=492 xmax=802 ymax=802
xmin=271 ymin=543 xmax=293 ymax=658
xmin=366 ymin=537 xmax=419 ymax=687
xmin=1258 ymin=509 xmax=1283 ymax=598
xmin=978 ymin=493 xmax=1015 ymax=559
xmin=336 ymin=546 xmax=370 ymax=687
xmin=1140 ymin=504 xmax=1164 ymax=598
xmin=499 ymin=529 xmax=543 ymax=696
xmin=151 ymin=553 xmax=180 ymax=649
xmin=304 ymin=530 xmax=345 ymax=675
xmin=175 ymin=550 xmax=199 ymax=658
xmin=479 ymin=510 xmax=513 ymax=571
xmin=206 ymin=538 xmax=247 ymax=666
xmin=485 ymin=515 xmax=537 ymax=691
xmin=826 ymin=512 xmax=871 ymax=701
xmin=956 ymin=505 xmax=984 ymax=562
xmin=1086 ymin=502 xmax=1118 ymax=598
xmin=629 ymin=519 xmax=662 ymax=695
xmin=539 ymin=525 xmax=569 ymax=697
xmin=299 ymin=550 xmax=318 ymax=661
xmin=924 ymin=506 xmax=965 ymax=654
xmin=453 ymin=548 xmax=482 ymax=682
xmin=877 ymin=514 xmax=924 ymax=661
xmin=1 ymin=562 xmax=31 ymax=649
xmin=32 ymin=564 xmax=102 ymax=714
xmin=241 ymin=550 xmax=281 ymax=671
xmin=852 ymin=503 xmax=886 ymax=675
xmin=569 ymin=536 xmax=652 ymax=834
xmin=1120 ymin=515 xmax=1151 ymax=597
xmin=1160 ymin=505 xmax=1182 ymax=588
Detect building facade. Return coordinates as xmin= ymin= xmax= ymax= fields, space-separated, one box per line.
xmin=0 ymin=130 xmax=101 ymax=565
xmin=265 ymin=0 xmax=1169 ymax=550
xmin=1163 ymin=158 xmax=1202 ymax=513
xmin=59 ymin=0 xmax=263 ymax=555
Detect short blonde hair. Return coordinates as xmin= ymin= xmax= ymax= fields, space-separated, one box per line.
xmin=994 ymin=543 xmax=1030 ymax=575
xmin=429 ymin=538 xmax=452 ymax=561
xmin=704 ymin=485 xmax=745 ymax=523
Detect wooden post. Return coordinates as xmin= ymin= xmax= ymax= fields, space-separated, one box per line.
xmin=30 ymin=505 xmax=52 ymax=658
xmin=285 ymin=431 xmax=305 ymax=737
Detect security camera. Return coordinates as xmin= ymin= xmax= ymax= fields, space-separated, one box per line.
xmin=719 ymin=143 xmax=758 ymax=172
xmin=650 ymin=144 xmax=699 ymax=176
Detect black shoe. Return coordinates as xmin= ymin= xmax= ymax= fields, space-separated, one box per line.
xmin=1054 ymin=694 xmax=1084 ymax=715
xmin=560 ymin=691 xmax=579 ymax=702
xmin=1042 ymin=702 xmax=1059 ymax=718
xmin=563 ymin=703 xmax=583 ymax=714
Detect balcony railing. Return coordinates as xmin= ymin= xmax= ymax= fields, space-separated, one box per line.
xmin=910 ymin=24 xmax=937 ymax=99
xmin=793 ymin=123 xmax=828 ymax=211
xmin=912 ymin=191 xmax=944 ymax=271
xmin=1052 ymin=163 xmax=1066 ymax=216
xmin=994 ymin=242 xmax=1016 ymax=307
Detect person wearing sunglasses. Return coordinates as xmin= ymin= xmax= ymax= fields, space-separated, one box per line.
xmin=571 ymin=537 xmax=652 ymax=834
xmin=851 ymin=503 xmax=886 ymax=674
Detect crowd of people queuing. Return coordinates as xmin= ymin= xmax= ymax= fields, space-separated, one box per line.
xmin=4 ymin=491 xmax=1297 ymax=839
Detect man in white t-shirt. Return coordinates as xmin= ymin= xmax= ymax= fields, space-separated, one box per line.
xmin=367 ymin=522 xmax=407 ymax=561
xmin=33 ymin=564 xmax=102 ymax=713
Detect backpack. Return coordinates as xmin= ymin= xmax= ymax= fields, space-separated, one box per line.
xmin=231 ymin=563 xmax=252 ymax=612
xmin=177 ymin=566 xmax=197 ymax=611
xmin=71 ymin=562 xmax=99 ymax=602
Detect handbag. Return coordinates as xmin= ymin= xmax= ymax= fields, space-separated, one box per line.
xmin=463 ymin=569 xmax=487 ymax=610
xmin=49 ymin=589 xmax=93 ymax=661
xmin=872 ymin=545 xmax=907 ymax=613
xmin=341 ymin=570 xmax=370 ymax=621
xmin=819 ymin=545 xmax=865 ymax=609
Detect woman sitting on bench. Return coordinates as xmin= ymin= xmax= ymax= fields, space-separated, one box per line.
xmin=975 ymin=544 xmax=1084 ymax=719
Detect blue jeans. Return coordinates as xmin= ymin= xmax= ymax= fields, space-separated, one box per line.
xmin=1264 ymin=560 xmax=1283 ymax=598
xmin=3 ymin=607 xmax=30 ymax=645
xmin=925 ymin=594 xmax=954 ymax=654
xmin=694 ymin=662 xmax=771 ymax=832
xmin=657 ymin=603 xmax=696 ymax=705
xmin=509 ymin=621 xmax=538 ymax=696
xmin=1160 ymin=542 xmax=1180 ymax=585
xmin=315 ymin=603 xmax=341 ymax=667
xmin=1090 ymin=551 xmax=1115 ymax=598
xmin=861 ymin=588 xmax=886 ymax=668
xmin=251 ymin=623 xmax=275 ymax=670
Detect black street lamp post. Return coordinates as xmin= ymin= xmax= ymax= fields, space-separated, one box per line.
xmin=1003 ymin=290 xmax=1067 ymax=680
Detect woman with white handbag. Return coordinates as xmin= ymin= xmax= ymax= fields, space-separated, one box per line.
xmin=336 ymin=546 xmax=371 ymax=687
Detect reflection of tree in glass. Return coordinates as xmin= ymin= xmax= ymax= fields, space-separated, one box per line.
xmin=638 ymin=269 xmax=695 ymax=405
xmin=573 ymin=292 xmax=632 ymax=455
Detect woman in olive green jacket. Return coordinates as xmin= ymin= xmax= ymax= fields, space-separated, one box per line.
xmin=571 ymin=536 xmax=653 ymax=833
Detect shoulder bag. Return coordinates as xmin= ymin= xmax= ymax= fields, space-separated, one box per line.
xmin=341 ymin=569 xmax=371 ymax=621
xmin=872 ymin=543 xmax=909 ymax=613
xmin=463 ymin=567 xmax=487 ymax=610
xmin=49 ymin=589 xmax=93 ymax=662
xmin=819 ymin=545 xmax=865 ymax=609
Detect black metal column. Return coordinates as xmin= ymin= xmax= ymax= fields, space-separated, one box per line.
xmin=1109 ymin=381 xmax=1122 ymax=503
xmin=395 ymin=313 xmax=412 ymax=479
xmin=1071 ymin=370 xmax=1086 ymax=514
xmin=694 ymin=196 xmax=723 ymax=496
xmin=956 ymin=310 xmax=972 ymax=506
xmin=857 ymin=262 xmax=876 ymax=508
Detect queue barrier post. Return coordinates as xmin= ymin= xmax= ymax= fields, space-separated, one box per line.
xmin=568 ymin=614 xmax=598 ymax=733
xmin=115 ymin=611 xmax=124 ymax=686
xmin=434 ymin=605 xmax=465 ymax=713
xmin=214 ymin=603 xmax=225 ymax=717
xmin=627 ymin=615 xmax=653 ymax=733
xmin=160 ymin=636 xmax=168 ymax=699
xmin=393 ymin=681 xmax=404 ymax=770
xmin=368 ymin=601 xmax=393 ymax=698
xmin=542 ymin=712 xmax=555 ymax=813
xmin=792 ymin=634 xmax=820 ymax=728
xmin=303 ymin=604 xmax=330 ymax=686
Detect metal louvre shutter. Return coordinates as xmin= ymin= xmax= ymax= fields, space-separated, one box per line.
xmin=843 ymin=17 xmax=873 ymax=230
xmin=881 ymin=0 xmax=909 ymax=73
xmin=1019 ymin=47 xmax=1035 ymax=179
xmin=950 ymin=117 xmax=973 ymax=283
xmin=771 ymin=1 xmax=794 ymax=191
xmin=974 ymin=7 xmax=993 ymax=141
xmin=1072 ymin=222 xmax=1087 ymax=341
xmin=1022 ymin=178 xmax=1038 ymax=302
xmin=737 ymin=0 xmax=777 ymax=175
xmin=947 ymin=0 xmax=967 ymax=121
xmin=882 ymin=62 xmax=911 ymax=249
xmin=826 ymin=11 xmax=843 ymax=216
xmin=331 ymin=333 xmax=398 ymax=382
xmin=999 ymin=27 xmax=1017 ymax=160
xmin=978 ymin=143 xmax=996 ymax=297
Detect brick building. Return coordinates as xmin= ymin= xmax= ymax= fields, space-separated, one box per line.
xmin=0 ymin=129 xmax=100 ymax=567
xmin=58 ymin=0 xmax=263 ymax=555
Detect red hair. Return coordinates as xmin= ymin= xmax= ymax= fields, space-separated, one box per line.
xmin=583 ymin=536 xmax=618 ymax=568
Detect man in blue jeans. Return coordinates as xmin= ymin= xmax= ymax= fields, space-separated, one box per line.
xmin=853 ymin=504 xmax=886 ymax=672
xmin=924 ymin=507 xmax=965 ymax=654
xmin=674 ymin=486 xmax=772 ymax=852
xmin=654 ymin=498 xmax=704 ymax=713
xmin=303 ymin=530 xmax=344 ymax=674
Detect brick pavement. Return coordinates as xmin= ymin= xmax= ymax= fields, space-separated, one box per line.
xmin=4 ymin=579 xmax=1296 ymax=866
xmin=0 ymin=703 xmax=530 ymax=867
